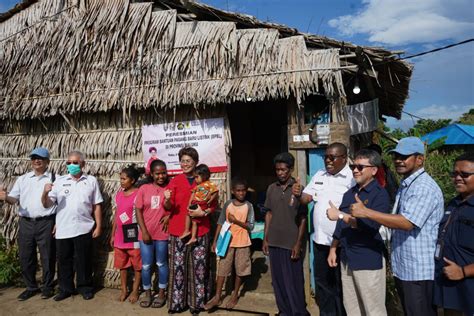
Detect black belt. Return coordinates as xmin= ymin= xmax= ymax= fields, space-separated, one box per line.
xmin=21 ymin=214 xmax=55 ymax=222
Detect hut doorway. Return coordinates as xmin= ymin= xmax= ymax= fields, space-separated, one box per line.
xmin=227 ymin=100 xmax=288 ymax=213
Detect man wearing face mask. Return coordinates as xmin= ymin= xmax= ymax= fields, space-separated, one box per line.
xmin=351 ymin=137 xmax=444 ymax=316
xmin=0 ymin=147 xmax=56 ymax=301
xmin=41 ymin=150 xmax=103 ymax=301
xmin=293 ymin=142 xmax=355 ymax=316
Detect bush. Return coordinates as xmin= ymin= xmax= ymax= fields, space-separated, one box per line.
xmin=0 ymin=236 xmax=21 ymax=286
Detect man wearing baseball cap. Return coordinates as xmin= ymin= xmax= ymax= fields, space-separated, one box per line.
xmin=0 ymin=147 xmax=56 ymax=300
xmin=351 ymin=137 xmax=444 ymax=316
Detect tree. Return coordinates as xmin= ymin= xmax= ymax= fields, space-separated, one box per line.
xmin=409 ymin=118 xmax=451 ymax=136
xmin=457 ymin=108 xmax=474 ymax=125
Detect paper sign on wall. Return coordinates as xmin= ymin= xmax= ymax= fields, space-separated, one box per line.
xmin=142 ymin=118 xmax=227 ymax=174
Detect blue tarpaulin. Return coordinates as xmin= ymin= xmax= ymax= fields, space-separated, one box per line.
xmin=421 ymin=124 xmax=474 ymax=145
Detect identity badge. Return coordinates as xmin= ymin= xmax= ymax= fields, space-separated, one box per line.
xmin=119 ymin=212 xmax=130 ymax=224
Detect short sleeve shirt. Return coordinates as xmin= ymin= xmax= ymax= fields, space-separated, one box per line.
xmin=264 ymin=178 xmax=307 ymax=250
xmin=114 ymin=190 xmax=139 ymax=249
xmin=192 ymin=180 xmax=218 ymax=203
xmin=303 ymin=165 xmax=355 ymax=246
xmin=391 ymin=168 xmax=444 ymax=281
xmin=168 ymin=174 xmax=216 ymax=237
xmin=134 ymin=183 xmax=170 ymax=241
xmin=49 ymin=174 xmax=103 ymax=239
xmin=227 ymin=202 xmax=251 ymax=248
xmin=333 ymin=180 xmax=390 ymax=270
xmin=8 ymin=171 xmax=56 ymax=218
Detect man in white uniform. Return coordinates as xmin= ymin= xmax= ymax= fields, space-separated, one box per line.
xmin=293 ymin=142 xmax=355 ymax=316
xmin=41 ymin=150 xmax=103 ymax=301
xmin=0 ymin=147 xmax=56 ymax=301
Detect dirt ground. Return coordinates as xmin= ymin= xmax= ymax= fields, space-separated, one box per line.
xmin=0 ymin=251 xmax=319 ymax=316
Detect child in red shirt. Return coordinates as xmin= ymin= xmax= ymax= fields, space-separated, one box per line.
xmin=110 ymin=165 xmax=142 ymax=303
xmin=135 ymin=159 xmax=172 ymax=308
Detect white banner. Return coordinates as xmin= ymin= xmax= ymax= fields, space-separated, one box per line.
xmin=142 ymin=118 xmax=227 ymax=174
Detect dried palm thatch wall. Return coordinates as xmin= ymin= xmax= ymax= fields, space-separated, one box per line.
xmin=0 ymin=0 xmax=349 ymax=287
xmin=0 ymin=0 xmax=345 ymax=120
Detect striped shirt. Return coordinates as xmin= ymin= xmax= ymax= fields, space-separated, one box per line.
xmin=391 ymin=168 xmax=444 ymax=281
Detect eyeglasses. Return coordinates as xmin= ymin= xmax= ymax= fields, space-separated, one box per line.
xmin=449 ymin=171 xmax=474 ymax=179
xmin=30 ymin=156 xmax=45 ymax=161
xmin=349 ymin=164 xmax=375 ymax=171
xmin=324 ymin=154 xmax=346 ymax=161
xmin=180 ymin=159 xmax=194 ymax=164
xmin=392 ymin=153 xmax=414 ymax=161
xmin=66 ymin=161 xmax=80 ymax=165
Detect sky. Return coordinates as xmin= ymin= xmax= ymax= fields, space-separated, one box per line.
xmin=1 ymin=0 xmax=473 ymax=130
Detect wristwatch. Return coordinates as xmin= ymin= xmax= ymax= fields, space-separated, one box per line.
xmin=338 ymin=212 xmax=344 ymax=220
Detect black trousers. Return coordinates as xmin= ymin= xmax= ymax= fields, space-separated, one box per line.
xmin=268 ymin=246 xmax=310 ymax=316
xmin=313 ymin=243 xmax=345 ymax=316
xmin=394 ymin=277 xmax=436 ymax=316
xmin=56 ymin=232 xmax=93 ymax=294
xmin=18 ymin=216 xmax=56 ymax=291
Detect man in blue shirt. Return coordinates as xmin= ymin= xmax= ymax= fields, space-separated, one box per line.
xmin=433 ymin=152 xmax=474 ymax=315
xmin=327 ymin=149 xmax=390 ymax=315
xmin=352 ymin=137 xmax=444 ymax=316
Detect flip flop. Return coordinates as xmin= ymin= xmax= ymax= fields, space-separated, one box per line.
xmin=151 ymin=295 xmax=166 ymax=308
xmin=139 ymin=294 xmax=152 ymax=308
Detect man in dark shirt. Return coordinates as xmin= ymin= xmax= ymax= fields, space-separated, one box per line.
xmin=263 ymin=152 xmax=309 ymax=316
xmin=327 ymin=149 xmax=390 ymax=315
xmin=433 ymin=152 xmax=474 ymax=315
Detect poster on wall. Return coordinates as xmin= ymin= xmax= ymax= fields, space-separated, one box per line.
xmin=142 ymin=118 xmax=227 ymax=175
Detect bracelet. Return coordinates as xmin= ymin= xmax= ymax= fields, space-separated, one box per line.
xmin=462 ymin=266 xmax=466 ymax=278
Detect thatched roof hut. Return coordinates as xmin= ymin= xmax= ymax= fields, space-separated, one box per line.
xmin=0 ymin=0 xmax=412 ymax=287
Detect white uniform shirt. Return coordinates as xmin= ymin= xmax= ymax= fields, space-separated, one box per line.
xmin=8 ymin=171 xmax=56 ymax=218
xmin=49 ymin=174 xmax=103 ymax=239
xmin=303 ymin=164 xmax=355 ymax=246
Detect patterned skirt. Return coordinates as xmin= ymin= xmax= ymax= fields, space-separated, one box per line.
xmin=167 ymin=233 xmax=212 ymax=312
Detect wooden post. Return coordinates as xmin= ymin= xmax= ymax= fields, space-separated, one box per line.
xmin=296 ymin=150 xmax=313 ymax=307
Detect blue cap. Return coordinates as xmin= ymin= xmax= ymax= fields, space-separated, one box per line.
xmin=389 ymin=137 xmax=425 ymax=155
xmin=30 ymin=147 xmax=50 ymax=159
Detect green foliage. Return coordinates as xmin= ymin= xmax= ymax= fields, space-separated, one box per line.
xmin=424 ymin=150 xmax=462 ymax=203
xmin=457 ymin=108 xmax=474 ymax=125
xmin=409 ymin=118 xmax=451 ymax=136
xmin=0 ymin=236 xmax=21 ymax=285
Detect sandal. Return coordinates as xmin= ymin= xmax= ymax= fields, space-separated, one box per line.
xmin=139 ymin=291 xmax=152 ymax=308
xmin=151 ymin=294 xmax=166 ymax=308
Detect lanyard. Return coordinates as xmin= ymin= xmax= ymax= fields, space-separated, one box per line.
xmin=439 ymin=204 xmax=466 ymax=241
xmin=435 ymin=204 xmax=465 ymax=260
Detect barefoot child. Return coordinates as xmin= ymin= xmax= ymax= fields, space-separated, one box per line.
xmin=135 ymin=160 xmax=172 ymax=308
xmin=110 ymin=165 xmax=142 ymax=303
xmin=204 ymin=177 xmax=255 ymax=310
xmin=180 ymin=164 xmax=218 ymax=245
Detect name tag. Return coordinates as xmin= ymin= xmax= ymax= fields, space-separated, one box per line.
xmin=119 ymin=212 xmax=130 ymax=224
xmin=62 ymin=184 xmax=71 ymax=187
xmin=151 ymin=196 xmax=160 ymax=209
xmin=314 ymin=181 xmax=323 ymax=185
